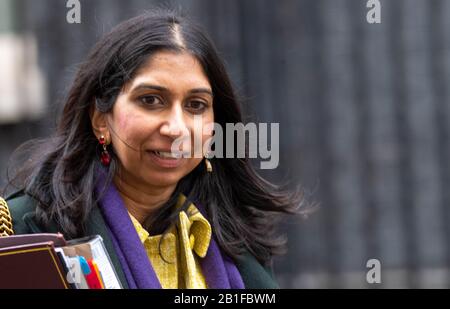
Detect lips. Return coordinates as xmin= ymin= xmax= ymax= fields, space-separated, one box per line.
xmin=146 ymin=150 xmax=185 ymax=168
xmin=152 ymin=150 xmax=180 ymax=159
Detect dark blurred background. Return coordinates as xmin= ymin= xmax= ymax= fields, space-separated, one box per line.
xmin=1 ymin=0 xmax=449 ymax=288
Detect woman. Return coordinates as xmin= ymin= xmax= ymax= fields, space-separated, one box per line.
xmin=4 ymin=10 xmax=300 ymax=289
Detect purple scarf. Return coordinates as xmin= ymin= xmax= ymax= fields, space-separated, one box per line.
xmin=95 ymin=174 xmax=245 ymax=289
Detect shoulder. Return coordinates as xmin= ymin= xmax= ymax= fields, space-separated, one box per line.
xmin=235 ymin=253 xmax=280 ymax=289
xmin=4 ymin=190 xmax=130 ymax=288
xmin=5 ymin=190 xmax=59 ymax=234
xmin=5 ymin=190 xmax=38 ymax=234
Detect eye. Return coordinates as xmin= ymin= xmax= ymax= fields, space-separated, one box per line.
xmin=138 ymin=95 xmax=164 ymax=107
xmin=185 ymin=100 xmax=208 ymax=114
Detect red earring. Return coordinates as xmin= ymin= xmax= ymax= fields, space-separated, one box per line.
xmin=99 ymin=135 xmax=111 ymax=166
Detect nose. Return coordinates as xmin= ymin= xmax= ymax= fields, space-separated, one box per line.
xmin=159 ymin=104 xmax=189 ymax=139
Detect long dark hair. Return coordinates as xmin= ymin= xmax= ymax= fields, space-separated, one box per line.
xmin=6 ymin=9 xmax=303 ymax=266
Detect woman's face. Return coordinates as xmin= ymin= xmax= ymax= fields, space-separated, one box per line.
xmin=105 ymin=50 xmax=214 ymax=189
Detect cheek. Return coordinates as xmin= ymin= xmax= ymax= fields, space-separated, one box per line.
xmin=117 ymin=111 xmax=129 ymax=130
xmin=201 ymin=120 xmax=215 ymax=146
xmin=114 ymin=113 xmax=130 ymax=138
xmin=109 ymin=114 xmax=149 ymax=169
xmin=188 ymin=157 xmax=203 ymax=170
xmin=112 ymin=109 xmax=148 ymax=148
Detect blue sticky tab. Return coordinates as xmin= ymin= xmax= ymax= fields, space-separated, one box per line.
xmin=78 ymin=256 xmax=91 ymax=275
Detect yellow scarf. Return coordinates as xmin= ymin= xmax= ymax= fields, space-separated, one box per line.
xmin=129 ymin=194 xmax=212 ymax=289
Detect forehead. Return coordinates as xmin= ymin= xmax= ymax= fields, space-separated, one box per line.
xmin=126 ymin=50 xmax=211 ymax=91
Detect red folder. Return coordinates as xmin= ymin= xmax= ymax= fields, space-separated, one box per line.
xmin=0 ymin=241 xmax=70 ymax=289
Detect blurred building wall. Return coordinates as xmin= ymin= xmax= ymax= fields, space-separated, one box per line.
xmin=1 ymin=0 xmax=450 ymax=288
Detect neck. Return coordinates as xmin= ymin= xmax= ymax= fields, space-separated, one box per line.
xmin=113 ymin=175 xmax=176 ymax=224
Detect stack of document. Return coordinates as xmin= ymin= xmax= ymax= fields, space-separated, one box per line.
xmin=0 ymin=233 xmax=122 ymax=289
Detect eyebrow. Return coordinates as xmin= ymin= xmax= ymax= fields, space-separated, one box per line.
xmin=131 ymin=83 xmax=214 ymax=97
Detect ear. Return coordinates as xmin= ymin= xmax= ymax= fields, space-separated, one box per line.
xmin=90 ymin=104 xmax=110 ymax=141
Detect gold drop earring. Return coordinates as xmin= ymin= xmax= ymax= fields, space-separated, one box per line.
xmin=204 ymin=154 xmax=212 ymax=173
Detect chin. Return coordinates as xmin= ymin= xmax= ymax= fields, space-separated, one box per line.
xmin=144 ymin=171 xmax=185 ymax=188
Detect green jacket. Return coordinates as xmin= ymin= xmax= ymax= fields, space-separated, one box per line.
xmin=5 ymin=191 xmax=279 ymax=289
